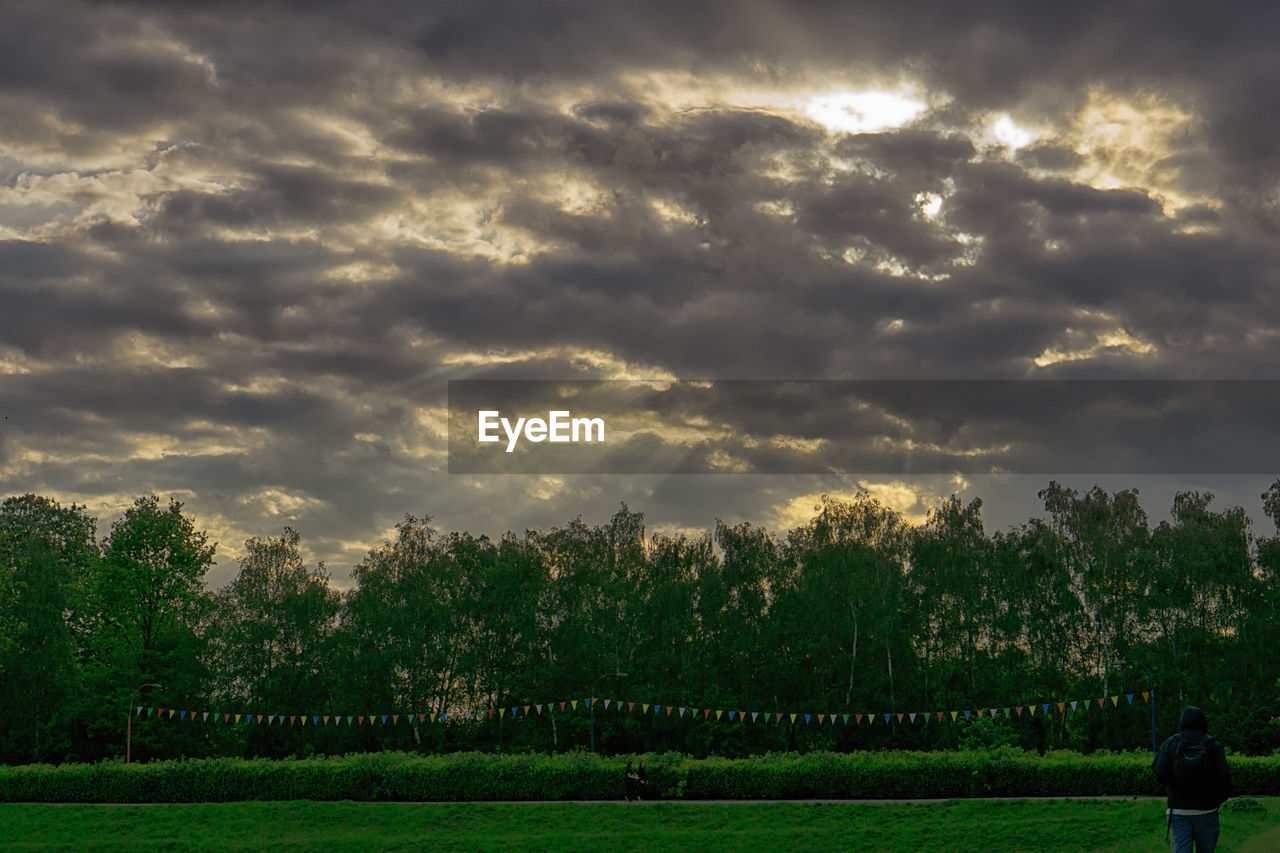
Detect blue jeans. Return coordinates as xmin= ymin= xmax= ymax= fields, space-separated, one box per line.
xmin=1170 ymin=811 xmax=1219 ymax=853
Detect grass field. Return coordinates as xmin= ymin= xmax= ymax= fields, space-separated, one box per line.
xmin=2 ymin=798 xmax=1277 ymax=852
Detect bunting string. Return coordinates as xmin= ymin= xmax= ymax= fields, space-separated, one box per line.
xmin=134 ymin=690 xmax=1151 ymax=729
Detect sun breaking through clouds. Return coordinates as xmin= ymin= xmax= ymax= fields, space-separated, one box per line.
xmin=3 ymin=0 xmax=1280 ymax=582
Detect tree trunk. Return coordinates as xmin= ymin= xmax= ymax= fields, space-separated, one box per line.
xmin=845 ymin=617 xmax=859 ymax=705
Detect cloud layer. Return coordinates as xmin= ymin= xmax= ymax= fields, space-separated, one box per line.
xmin=3 ymin=0 xmax=1278 ymax=582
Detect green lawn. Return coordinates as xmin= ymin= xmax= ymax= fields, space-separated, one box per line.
xmin=1 ymin=799 xmax=1276 ymax=852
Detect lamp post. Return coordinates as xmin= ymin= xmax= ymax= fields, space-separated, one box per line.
xmin=1117 ymin=659 xmax=1156 ymax=754
xmin=589 ymin=671 xmax=627 ymax=753
xmin=126 ymin=682 xmax=163 ymax=764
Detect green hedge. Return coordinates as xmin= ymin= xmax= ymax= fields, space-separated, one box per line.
xmin=1 ymin=749 xmax=1277 ymax=803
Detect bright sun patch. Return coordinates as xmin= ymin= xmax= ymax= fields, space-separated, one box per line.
xmin=799 ymin=90 xmax=927 ymax=134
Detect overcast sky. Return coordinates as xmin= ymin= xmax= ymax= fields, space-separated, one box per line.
xmin=3 ymin=1 xmax=1279 ymax=587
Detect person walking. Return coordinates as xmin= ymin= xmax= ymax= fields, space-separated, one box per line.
xmin=624 ymin=761 xmax=638 ymax=802
xmin=1152 ymin=706 xmax=1233 ymax=852
xmin=637 ymin=760 xmax=648 ymax=801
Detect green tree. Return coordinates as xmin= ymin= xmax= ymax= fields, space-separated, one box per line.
xmin=206 ymin=528 xmax=339 ymax=756
xmin=910 ymin=496 xmax=995 ymax=716
xmin=1039 ymin=483 xmax=1151 ymax=684
xmin=781 ymin=494 xmax=912 ymax=718
xmin=1148 ymin=491 xmax=1253 ymax=705
xmin=0 ymin=494 xmax=97 ymax=762
xmin=89 ymin=495 xmax=215 ymax=760
xmin=342 ymin=516 xmax=480 ymax=749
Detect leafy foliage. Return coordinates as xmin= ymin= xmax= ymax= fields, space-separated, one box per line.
xmin=4 ymin=480 xmax=1280 ymax=764
xmin=1 ymin=749 xmax=1278 ymax=802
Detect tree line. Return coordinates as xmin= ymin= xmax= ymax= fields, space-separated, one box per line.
xmin=2 ymin=482 xmax=1278 ymax=764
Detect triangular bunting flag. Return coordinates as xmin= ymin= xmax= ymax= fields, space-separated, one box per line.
xmin=1142 ymin=692 xmax=1150 ymax=702
xmin=775 ymin=713 xmax=783 ymax=723
xmin=1096 ymin=698 xmax=1105 ymax=708
xmin=789 ymin=713 xmax=797 ymax=723
xmin=856 ymin=713 xmax=863 ymax=724
xmin=1015 ymin=706 xmax=1024 ymax=716
xmin=643 ymin=704 xmax=650 ymax=714
xmin=716 ymin=710 xmax=723 ymax=720
xmin=910 ymin=712 xmax=917 ymax=723
xmin=289 ymin=716 xmax=297 ymax=725
xmin=234 ymin=714 xmax=242 ymax=724
xmin=571 ymin=700 xmax=578 ymax=710
xmin=1110 ymin=695 xmax=1119 ymax=706
xmin=628 ymin=702 xmax=636 ymax=712
xmin=896 ymin=713 xmax=904 ymax=723
xmin=538 ymin=704 xmax=545 ymax=713
xmin=1127 ymin=694 xmax=1134 ymax=705
xmin=1057 ymin=703 xmax=1065 ymax=713
xmin=1070 ymin=701 xmax=1078 ymax=711
xmin=884 ymin=713 xmax=892 ymax=724
xmin=393 ymin=715 xmax=400 ymax=724
xmin=203 ymin=712 xmax=209 ymax=722
xmin=679 ymin=707 xmax=686 ymax=717
xmin=950 ymin=710 xmax=959 ymax=721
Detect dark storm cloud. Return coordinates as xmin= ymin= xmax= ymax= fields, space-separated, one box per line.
xmin=3 ymin=0 xmax=1280 ymax=575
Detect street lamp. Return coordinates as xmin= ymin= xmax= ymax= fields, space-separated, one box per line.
xmin=126 ymin=682 xmax=163 ymax=764
xmin=1117 ymin=659 xmax=1156 ymax=755
xmin=589 ymin=671 xmax=628 ymax=753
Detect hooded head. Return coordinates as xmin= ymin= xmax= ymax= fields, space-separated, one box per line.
xmin=1180 ymin=706 xmax=1208 ymax=732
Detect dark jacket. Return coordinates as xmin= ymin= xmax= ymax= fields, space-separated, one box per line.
xmin=1152 ymin=707 xmax=1232 ymax=810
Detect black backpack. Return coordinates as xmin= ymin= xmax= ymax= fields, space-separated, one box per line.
xmin=1171 ymin=734 xmax=1218 ymax=799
